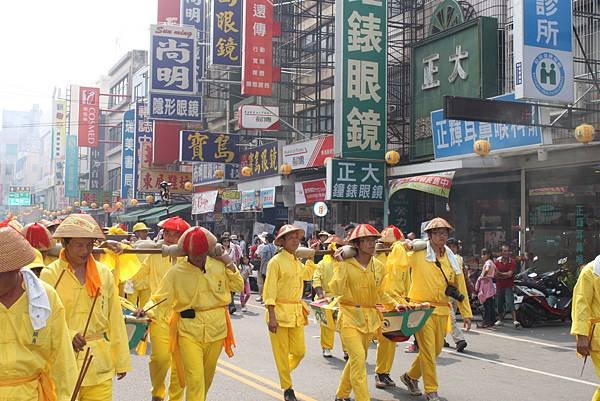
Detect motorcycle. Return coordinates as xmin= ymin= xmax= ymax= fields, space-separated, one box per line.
xmin=513 ymin=258 xmax=572 ymax=328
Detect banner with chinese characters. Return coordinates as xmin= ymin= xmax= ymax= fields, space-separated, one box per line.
xmin=192 ymin=162 xmax=239 ymax=185
xmin=241 ymin=0 xmax=273 ymax=96
xmin=239 ymin=141 xmax=279 ymax=179
xmin=283 ymin=135 xmax=333 ymax=170
xmin=389 ymin=171 xmax=455 ymax=198
xmin=180 ymin=131 xmax=239 ymax=163
xmin=181 ymin=0 xmax=206 ymax=119
xmin=134 ymin=102 xmax=154 ymax=198
xmin=221 ymin=190 xmax=242 ymax=213
xmin=212 ymin=0 xmax=242 ymax=66
xmin=431 ymin=93 xmax=542 ymax=159
xmin=333 ymin=0 xmax=386 ymax=159
xmin=52 ymin=99 xmax=67 ymax=160
xmin=78 ymin=87 xmax=100 ymax=147
xmin=121 ymin=110 xmax=135 ymax=199
xmin=241 ymin=190 xmax=257 ymax=211
xmin=514 ymin=0 xmax=573 ymax=103
xmin=80 ymin=190 xmax=112 ymax=204
xmin=64 ymin=136 xmax=79 ymax=198
xmin=192 ymin=190 xmax=219 ymax=214
xmin=259 ymin=187 xmax=275 ymax=208
xmin=326 ymin=159 xmax=385 ymax=201
xmin=295 ymin=179 xmax=327 ymax=204
xmin=138 ymin=169 xmax=192 ymax=194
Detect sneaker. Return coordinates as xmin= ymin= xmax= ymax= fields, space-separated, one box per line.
xmin=375 ymin=373 xmax=396 ymax=388
xmin=284 ymin=388 xmax=297 ymax=401
xmin=229 ymin=307 xmax=236 ymax=315
xmin=514 ymin=320 xmax=521 ymax=328
xmin=322 ymin=348 xmax=333 ymax=358
xmin=343 ymin=352 xmax=349 ymax=361
xmin=443 ymin=340 xmax=450 ymax=348
xmin=400 ymin=373 xmax=422 ymax=396
xmin=256 ymin=296 xmax=263 ymax=302
xmin=404 ymin=344 xmax=419 ymax=353
xmin=456 ymin=339 xmax=467 ymax=353
xmin=241 ymin=307 xmax=247 ymax=312
xmin=494 ymin=320 xmax=504 ymax=327
xmin=425 ymin=392 xmax=441 ymax=401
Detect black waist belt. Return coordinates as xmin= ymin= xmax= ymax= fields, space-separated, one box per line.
xmin=180 ymin=309 xmax=195 ymax=319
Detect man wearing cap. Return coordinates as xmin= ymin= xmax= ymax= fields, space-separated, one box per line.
xmin=0 ymin=227 xmax=77 ymax=401
xmin=134 ymin=216 xmax=190 ymax=401
xmin=311 ymin=231 xmax=330 ymax=264
xmin=140 ymin=226 xmax=243 ymax=401
xmin=374 ymin=225 xmax=409 ymax=389
xmin=40 ymin=214 xmax=131 ymax=401
xmin=263 ymin=224 xmax=315 ymax=401
xmin=132 ymin=222 xmax=150 ymax=242
xmin=330 ymin=224 xmax=404 ymax=401
xmin=400 ymin=217 xmax=472 ymax=401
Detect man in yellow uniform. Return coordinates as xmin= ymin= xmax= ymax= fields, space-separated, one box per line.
xmin=139 ymin=226 xmax=243 ymax=401
xmin=400 ymin=218 xmax=472 ymax=401
xmin=0 ymin=226 xmax=77 ymax=401
xmin=330 ymin=224 xmax=403 ymax=401
xmin=374 ymin=225 xmax=408 ymax=389
xmin=135 ymin=216 xmax=190 ymax=401
xmin=40 ymin=214 xmax=131 ymax=401
xmin=127 ymin=222 xmax=153 ymax=308
xmin=263 ymin=224 xmax=315 ymax=401
xmin=571 ymin=255 xmax=600 ymax=401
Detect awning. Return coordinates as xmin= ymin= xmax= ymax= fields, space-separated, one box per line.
xmin=116 ymin=207 xmax=154 ymax=223
xmin=141 ymin=204 xmax=192 ymax=225
xmin=135 ymin=206 xmax=169 ymax=224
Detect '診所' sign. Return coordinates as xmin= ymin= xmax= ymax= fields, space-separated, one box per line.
xmin=333 ymin=0 xmax=387 ymax=160
xmin=326 ymin=158 xmax=385 ymax=201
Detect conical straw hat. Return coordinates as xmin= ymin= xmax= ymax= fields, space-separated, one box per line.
xmin=53 ymin=214 xmax=106 ymax=239
xmin=0 ymin=227 xmax=36 ymax=272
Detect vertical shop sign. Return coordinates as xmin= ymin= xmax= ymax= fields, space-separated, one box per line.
xmin=78 ymin=87 xmax=100 ymax=147
xmin=134 ymin=102 xmax=154 ymax=198
xmin=181 ymin=0 xmax=206 ymax=117
xmin=212 ymin=0 xmax=242 ymax=66
xmin=121 ymin=110 xmax=135 ymax=199
xmin=514 ymin=0 xmax=573 ymax=103
xmin=334 ymin=0 xmax=387 ymax=159
xmin=158 ymin=0 xmax=181 ymax=24
xmin=52 ymin=99 xmax=67 ymax=160
xmin=241 ymin=0 xmax=273 ymax=96
xmin=64 ymin=136 xmax=79 ymax=198
xmin=575 ymin=205 xmax=585 ymax=265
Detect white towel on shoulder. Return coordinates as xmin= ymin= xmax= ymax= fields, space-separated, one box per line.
xmin=20 ymin=268 xmax=52 ymax=330
xmin=425 ymin=241 xmax=462 ymax=275
xmin=593 ymin=255 xmax=600 ymax=277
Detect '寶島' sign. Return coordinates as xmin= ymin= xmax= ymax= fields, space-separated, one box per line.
xmin=179 ymin=131 xmax=239 ymax=163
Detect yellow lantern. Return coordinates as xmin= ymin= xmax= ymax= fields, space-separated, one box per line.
xmin=184 ymin=181 xmax=193 ymax=191
xmin=385 ymin=150 xmax=400 ymax=165
xmin=90 ymin=203 xmax=98 ymax=209
xmin=115 ymin=201 xmax=123 ymax=210
xmin=66 ymin=206 xmax=73 ymax=212
xmin=279 ymin=163 xmax=292 ymax=175
xmin=81 ymin=200 xmax=88 ymax=207
xmin=73 ymin=201 xmax=80 ymax=207
xmin=130 ymin=198 xmax=139 ymax=206
xmin=241 ymin=166 xmax=252 ymax=177
xmin=146 ymin=195 xmax=155 ymax=204
xmin=102 ymin=203 xmax=110 ymax=211
xmin=214 ymin=169 xmax=225 ymax=179
xmin=474 ymin=139 xmax=491 ymax=157
xmin=574 ymin=123 xmax=595 ymax=144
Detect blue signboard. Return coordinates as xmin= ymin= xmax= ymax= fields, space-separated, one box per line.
xmin=65 ymin=136 xmax=79 ymax=198
xmin=149 ymin=92 xmax=202 ymax=121
xmin=134 ymin=102 xmax=154 ymax=198
xmin=523 ymin=0 xmax=571 ymax=51
xmin=180 ymin=131 xmax=239 ymax=163
xmin=431 ymin=93 xmax=543 ymax=159
xmin=181 ymin=0 xmax=206 ymax=119
xmin=150 ymin=24 xmax=197 ymax=94
xmin=211 ymin=0 xmax=242 ymax=66
xmin=121 ymin=110 xmax=135 ymax=199
xmin=192 ymin=162 xmax=240 ymax=185
xmin=239 ymin=141 xmax=279 ymax=179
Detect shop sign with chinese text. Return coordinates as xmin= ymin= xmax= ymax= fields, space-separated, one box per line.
xmin=241 ymin=190 xmax=257 ymax=210
xmin=431 ymin=93 xmax=542 ymax=159
xmin=120 ymin=110 xmax=135 ymax=199
xmin=134 ymin=102 xmax=154 ymax=198
xmin=411 ymin=17 xmax=498 ymax=159
xmin=283 ymin=135 xmax=333 ymax=170
xmin=78 ymin=87 xmax=100 ymax=147
xmin=212 ymin=0 xmax=242 ymax=66
xmin=192 ymin=162 xmax=240 ymax=185
xmin=180 ymin=131 xmax=239 ymax=163
xmin=295 ymin=179 xmax=327 ymax=204
xmin=65 ymin=136 xmax=79 ymax=198
xmin=181 ymin=0 xmax=206 ymax=119
xmin=259 ymin=187 xmax=275 ymax=208
xmin=222 ymin=190 xmax=242 ymax=213
xmin=80 ymin=190 xmax=112 ymax=204
xmin=192 ymin=190 xmax=218 ymax=214
xmin=52 ymin=99 xmax=67 ymax=159
xmin=138 ymin=169 xmax=192 ymax=194
xmin=389 ymin=171 xmax=455 ymax=198
xmin=334 ymin=0 xmax=387 ymax=159
xmin=238 ymin=105 xmax=280 ymax=130
xmin=326 ymin=159 xmax=385 ymax=201
xmin=158 ymin=0 xmax=180 ymax=24
xmin=239 ymin=141 xmax=279 ymax=179
xmin=241 ymin=0 xmax=273 ymax=96
xmin=514 ymin=0 xmax=573 ymax=103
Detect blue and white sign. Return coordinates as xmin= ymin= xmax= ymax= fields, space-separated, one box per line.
xmin=181 ymin=0 xmax=206 ymax=119
xmin=259 ymin=187 xmax=275 ymax=209
xmin=133 ymin=102 xmax=154 ymax=198
xmin=514 ymin=0 xmax=573 ymax=103
xmin=121 ymin=110 xmax=135 ymax=199
xmin=192 ymin=162 xmax=240 ymax=185
xmin=211 ymin=0 xmax=242 ymax=66
xmin=431 ymin=94 xmax=543 ymax=159
xmin=64 ymin=136 xmax=79 ymax=198
xmin=149 ymin=92 xmax=202 ymax=121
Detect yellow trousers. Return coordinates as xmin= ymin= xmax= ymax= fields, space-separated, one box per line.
xmin=78 ymin=379 xmax=112 ymax=401
xmin=335 ymin=327 xmax=375 ymax=401
xmin=375 ymin=334 xmax=397 ymax=374
xmin=321 ymin=325 xmax=335 ymax=350
xmin=592 ymin=352 xmax=600 ymax=401
xmin=407 ymin=314 xmax=448 ymax=393
xmin=179 ymin=336 xmax=223 ymax=401
xmin=268 ymin=326 xmax=306 ymax=390
xmin=149 ymin=322 xmax=184 ymax=400
xmin=129 ymin=288 xmax=151 ymax=309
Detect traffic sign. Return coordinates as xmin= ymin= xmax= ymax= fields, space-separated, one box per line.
xmin=313 ymin=201 xmax=328 ymax=217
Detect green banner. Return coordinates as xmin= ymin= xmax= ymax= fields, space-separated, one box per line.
xmin=326 ymin=158 xmax=385 ymax=201
xmin=334 ymin=0 xmax=387 ymax=160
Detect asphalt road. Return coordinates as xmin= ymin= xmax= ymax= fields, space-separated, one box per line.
xmin=114 ymin=296 xmax=598 ymax=401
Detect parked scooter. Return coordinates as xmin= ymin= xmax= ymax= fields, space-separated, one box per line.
xmin=513 ymin=257 xmax=572 ymax=327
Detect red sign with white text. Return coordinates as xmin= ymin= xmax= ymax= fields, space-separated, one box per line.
xmin=295 ymin=179 xmax=327 ymax=204
xmin=78 ymin=87 xmax=100 ymax=147
xmin=241 ymin=0 xmax=273 ymax=96
xmin=157 ymin=0 xmax=180 ymax=24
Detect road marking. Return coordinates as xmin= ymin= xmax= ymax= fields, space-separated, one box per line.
xmin=442 ymin=349 xmax=599 ymax=387
xmin=468 ymin=328 xmax=575 ymax=351
xmin=218 ymin=359 xmax=320 ymax=401
xmin=217 ymin=366 xmax=282 ymax=400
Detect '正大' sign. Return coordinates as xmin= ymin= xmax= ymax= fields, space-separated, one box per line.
xmin=326 ymin=158 xmax=385 ymax=201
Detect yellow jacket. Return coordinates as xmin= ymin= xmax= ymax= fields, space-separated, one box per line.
xmin=571 ymin=263 xmax=600 ymax=351
xmin=380 ymin=244 xmax=411 ymax=302
xmin=407 ymin=249 xmax=472 ymax=318
xmin=43 ymin=254 xmax=58 ymax=267
xmin=41 ymin=259 xmax=132 ymax=386
xmin=329 ymin=257 xmax=400 ymax=334
xmin=312 ymin=258 xmax=335 ymax=297
xmin=0 ymin=281 xmax=77 ymax=401
xmin=263 ymin=249 xmax=315 ymax=328
xmin=148 ymin=257 xmax=244 ymax=342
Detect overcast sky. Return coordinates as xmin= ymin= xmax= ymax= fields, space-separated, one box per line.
xmin=0 ymin=1 xmax=156 ymax=126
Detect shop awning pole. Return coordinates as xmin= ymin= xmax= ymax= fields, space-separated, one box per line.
xmin=519 ymin=168 xmax=526 ymax=256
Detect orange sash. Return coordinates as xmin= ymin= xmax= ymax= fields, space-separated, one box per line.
xmin=59 ymin=250 xmax=102 ymax=297
xmin=0 ymin=370 xmax=56 ymax=401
